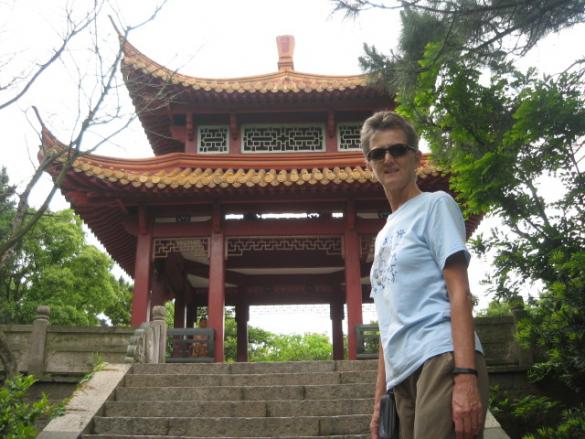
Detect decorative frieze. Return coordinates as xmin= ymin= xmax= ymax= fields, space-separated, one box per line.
xmin=198 ymin=126 xmax=229 ymax=153
xmin=153 ymin=238 xmax=209 ymax=259
xmin=227 ymin=236 xmax=342 ymax=256
xmin=337 ymin=123 xmax=362 ymax=151
xmin=242 ymin=124 xmax=325 ymax=153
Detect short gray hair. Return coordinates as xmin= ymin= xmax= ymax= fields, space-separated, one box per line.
xmin=360 ymin=111 xmax=419 ymax=156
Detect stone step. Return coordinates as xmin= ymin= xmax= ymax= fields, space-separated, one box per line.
xmin=104 ymin=398 xmax=373 ymax=418
xmin=92 ymin=414 xmax=370 ymax=437
xmin=130 ymin=360 xmax=378 ymax=376
xmin=124 ymin=370 xmax=377 ymax=387
xmin=115 ymin=383 xmax=376 ymax=402
xmin=83 ymin=435 xmax=369 ymax=439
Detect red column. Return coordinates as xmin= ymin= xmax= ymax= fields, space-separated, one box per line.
xmin=344 ymin=201 xmax=363 ymax=360
xmin=131 ymin=207 xmax=152 ymax=327
xmin=235 ymin=303 xmax=249 ymax=362
xmin=185 ymin=112 xmax=197 ymax=153
xmin=208 ymin=205 xmax=225 ymax=362
xmin=330 ymin=301 xmax=345 ymax=360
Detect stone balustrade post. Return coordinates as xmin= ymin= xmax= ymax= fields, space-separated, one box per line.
xmin=27 ymin=305 xmax=50 ymax=376
xmin=151 ymin=305 xmax=167 ymax=364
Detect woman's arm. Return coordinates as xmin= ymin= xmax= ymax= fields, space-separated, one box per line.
xmin=444 ymin=251 xmax=483 ymax=439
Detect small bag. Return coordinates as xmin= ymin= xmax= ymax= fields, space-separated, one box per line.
xmin=379 ymin=389 xmax=399 ymax=439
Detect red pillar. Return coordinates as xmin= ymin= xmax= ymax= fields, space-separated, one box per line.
xmin=131 ymin=206 xmax=152 ymax=327
xmin=235 ymin=303 xmax=249 ymax=362
xmin=208 ymin=205 xmax=225 ymax=362
xmin=344 ymin=201 xmax=363 ymax=360
xmin=330 ymin=301 xmax=345 ymax=360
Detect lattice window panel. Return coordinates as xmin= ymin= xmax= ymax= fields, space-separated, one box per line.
xmin=227 ymin=236 xmax=342 ymax=257
xmin=242 ymin=125 xmax=325 ymax=153
xmin=360 ymin=235 xmax=376 ymax=263
xmin=337 ymin=123 xmax=362 ymax=151
xmin=153 ymin=238 xmax=209 ymax=259
xmin=198 ymin=126 xmax=229 ymax=153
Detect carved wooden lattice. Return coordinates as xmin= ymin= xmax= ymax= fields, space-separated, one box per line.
xmin=337 ymin=123 xmax=362 ymax=151
xmin=242 ymin=125 xmax=325 ymax=152
xmin=153 ymin=238 xmax=209 ymax=259
xmin=227 ymin=236 xmax=342 ymax=257
xmin=198 ymin=126 xmax=229 ymax=153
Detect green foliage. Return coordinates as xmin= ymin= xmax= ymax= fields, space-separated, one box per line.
xmin=0 ymin=374 xmax=60 ymax=439
xmin=0 ymin=172 xmax=133 ymax=326
xmin=489 ymin=385 xmax=562 ymax=439
xmin=338 ymin=1 xmax=585 ymax=64
xmin=476 ymin=299 xmax=513 ymax=317
xmin=523 ymin=406 xmax=585 ymax=439
xmin=223 ymin=316 xmax=332 ymax=362
xmin=250 ymin=332 xmax=332 ymax=362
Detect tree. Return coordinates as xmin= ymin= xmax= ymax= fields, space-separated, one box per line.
xmin=223 ymin=314 xmax=333 ymax=362
xmin=334 ymin=1 xmax=585 ymax=62
xmin=0 ymin=0 xmax=166 ymax=376
xmin=0 ymin=199 xmax=132 ymax=326
xmin=333 ymin=0 xmax=585 ymax=430
xmin=251 ymin=332 xmax=332 ymax=362
xmin=223 ymin=316 xmax=275 ymax=362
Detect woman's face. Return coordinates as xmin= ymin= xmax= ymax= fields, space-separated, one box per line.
xmin=367 ymin=128 xmax=421 ymax=194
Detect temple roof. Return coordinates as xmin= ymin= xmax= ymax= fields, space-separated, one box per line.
xmin=41 ymin=127 xmax=444 ymax=194
xmin=121 ymin=36 xmax=393 ymax=156
xmin=39 ymin=128 xmax=483 ymax=276
xmin=121 ymin=36 xmax=373 ymax=96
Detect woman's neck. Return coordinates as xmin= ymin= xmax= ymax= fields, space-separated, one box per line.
xmin=385 ymin=184 xmax=422 ymax=213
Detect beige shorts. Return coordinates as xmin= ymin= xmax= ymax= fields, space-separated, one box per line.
xmin=393 ymin=351 xmax=489 ymax=439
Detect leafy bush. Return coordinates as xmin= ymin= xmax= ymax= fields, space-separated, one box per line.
xmin=0 ymin=374 xmax=60 ymax=439
xmin=489 ymin=386 xmax=560 ymax=439
xmin=524 ymin=405 xmax=585 ymax=439
xmin=488 ymin=385 xmax=585 ymax=439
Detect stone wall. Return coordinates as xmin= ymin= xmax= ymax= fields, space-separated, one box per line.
xmin=0 ymin=309 xmax=133 ymax=378
xmin=475 ymin=312 xmax=535 ymax=395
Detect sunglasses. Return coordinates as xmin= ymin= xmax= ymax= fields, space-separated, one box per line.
xmin=366 ymin=143 xmax=416 ymax=162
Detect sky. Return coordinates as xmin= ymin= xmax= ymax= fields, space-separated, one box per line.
xmin=1 ymin=0 xmax=583 ymax=337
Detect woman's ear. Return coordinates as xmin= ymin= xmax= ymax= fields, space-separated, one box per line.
xmin=365 ymin=157 xmax=372 ymax=171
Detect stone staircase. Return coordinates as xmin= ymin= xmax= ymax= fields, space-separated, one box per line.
xmin=82 ymin=360 xmax=377 ymax=438
xmin=39 ymin=359 xmax=509 ymax=439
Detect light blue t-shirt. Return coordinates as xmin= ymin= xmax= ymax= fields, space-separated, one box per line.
xmin=370 ymin=191 xmax=483 ymax=390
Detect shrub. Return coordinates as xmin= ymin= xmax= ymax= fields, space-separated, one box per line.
xmin=523 ymin=405 xmax=585 ymax=439
xmin=0 ymin=374 xmax=59 ymax=439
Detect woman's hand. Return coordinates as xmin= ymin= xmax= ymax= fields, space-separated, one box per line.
xmin=370 ymin=403 xmax=381 ymax=439
xmin=452 ymin=374 xmax=483 ymax=439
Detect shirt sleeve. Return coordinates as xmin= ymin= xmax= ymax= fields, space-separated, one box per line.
xmin=425 ymin=192 xmax=471 ymax=270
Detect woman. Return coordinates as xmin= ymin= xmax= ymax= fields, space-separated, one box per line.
xmin=362 ymin=111 xmax=489 ymax=439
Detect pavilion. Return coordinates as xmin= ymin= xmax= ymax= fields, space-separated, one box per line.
xmin=40 ymin=35 xmax=479 ymax=361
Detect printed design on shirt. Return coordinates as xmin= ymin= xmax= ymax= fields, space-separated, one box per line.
xmin=371 ymin=228 xmax=407 ymax=294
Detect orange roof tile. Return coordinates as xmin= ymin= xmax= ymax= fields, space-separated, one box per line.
xmin=121 ymin=40 xmax=370 ymax=95
xmin=41 ymin=127 xmax=444 ymax=192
